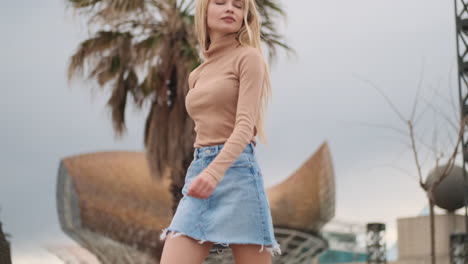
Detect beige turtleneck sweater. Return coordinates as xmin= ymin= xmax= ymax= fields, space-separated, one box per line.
xmin=185 ymin=32 xmax=265 ymax=182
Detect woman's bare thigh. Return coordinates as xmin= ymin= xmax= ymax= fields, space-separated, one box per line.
xmin=160 ymin=231 xmax=214 ymax=264
xmin=230 ymin=244 xmax=272 ymax=264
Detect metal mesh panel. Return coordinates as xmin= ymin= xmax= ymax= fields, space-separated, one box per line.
xmin=204 ymin=227 xmax=328 ymax=264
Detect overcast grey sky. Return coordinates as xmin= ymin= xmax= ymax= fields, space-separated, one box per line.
xmin=1 ymin=0 xmax=465 ymax=262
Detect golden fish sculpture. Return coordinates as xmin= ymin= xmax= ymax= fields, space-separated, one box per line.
xmin=56 ymin=142 xmax=335 ymax=264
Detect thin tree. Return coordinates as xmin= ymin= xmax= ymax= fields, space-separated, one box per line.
xmin=0 ymin=208 xmax=12 ymax=264
xmin=354 ymin=67 xmax=463 ymax=264
xmin=64 ymin=0 xmax=294 ymax=213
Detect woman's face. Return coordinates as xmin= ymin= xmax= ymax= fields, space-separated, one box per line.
xmin=206 ymin=0 xmax=244 ymax=36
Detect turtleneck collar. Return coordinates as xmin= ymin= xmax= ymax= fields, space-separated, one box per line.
xmin=202 ymin=32 xmax=240 ymax=60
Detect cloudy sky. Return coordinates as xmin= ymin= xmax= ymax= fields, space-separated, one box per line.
xmin=1 ymin=0 xmax=466 ymax=263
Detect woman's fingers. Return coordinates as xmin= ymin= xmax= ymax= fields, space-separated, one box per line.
xmin=187 ymin=176 xmax=214 ymax=199
xmin=201 ymin=184 xmax=212 ymax=199
xmin=187 ymin=178 xmax=200 ymax=198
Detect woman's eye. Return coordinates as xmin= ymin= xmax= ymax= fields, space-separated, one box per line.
xmin=215 ymin=2 xmax=242 ymax=8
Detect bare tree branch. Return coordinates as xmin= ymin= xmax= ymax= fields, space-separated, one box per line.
xmin=410 ymin=57 xmax=426 ymax=121
xmin=353 ymin=73 xmax=407 ymax=122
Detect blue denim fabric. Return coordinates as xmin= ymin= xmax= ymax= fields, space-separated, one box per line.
xmin=160 ymin=141 xmax=282 ymax=256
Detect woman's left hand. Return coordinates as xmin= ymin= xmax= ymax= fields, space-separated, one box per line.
xmin=187 ymin=169 xmax=219 ymax=199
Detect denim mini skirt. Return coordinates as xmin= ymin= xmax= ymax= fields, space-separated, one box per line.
xmin=159 ymin=141 xmax=282 ymax=257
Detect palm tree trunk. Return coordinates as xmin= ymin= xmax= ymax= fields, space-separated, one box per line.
xmin=0 ymin=221 xmax=12 ymax=264
xmin=170 ymin=173 xmax=185 ymax=214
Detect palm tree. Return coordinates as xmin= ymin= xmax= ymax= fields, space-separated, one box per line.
xmin=65 ymin=0 xmax=293 ymax=213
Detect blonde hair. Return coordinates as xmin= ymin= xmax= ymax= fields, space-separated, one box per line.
xmin=194 ymin=0 xmax=271 ymax=146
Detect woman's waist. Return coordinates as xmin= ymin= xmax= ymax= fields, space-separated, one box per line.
xmin=193 ymin=141 xmax=256 ymax=159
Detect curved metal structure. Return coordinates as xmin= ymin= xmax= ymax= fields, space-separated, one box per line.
xmin=267 ymin=142 xmax=335 ymax=231
xmin=56 ymin=142 xmax=335 ymax=263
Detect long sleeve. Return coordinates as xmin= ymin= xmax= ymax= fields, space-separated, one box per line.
xmin=201 ymin=48 xmax=265 ymax=182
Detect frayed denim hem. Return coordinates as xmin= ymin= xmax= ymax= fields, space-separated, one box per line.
xmin=159 ymin=228 xmax=282 ymax=257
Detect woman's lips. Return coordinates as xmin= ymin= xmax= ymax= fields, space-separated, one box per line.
xmin=222 ymin=18 xmax=235 ymax=23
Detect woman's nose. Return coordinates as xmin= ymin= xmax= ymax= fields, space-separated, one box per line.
xmin=225 ymin=2 xmax=234 ymax=11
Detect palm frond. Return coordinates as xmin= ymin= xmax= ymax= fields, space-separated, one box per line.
xmin=68 ymin=30 xmax=131 ymax=82
xmin=256 ymin=0 xmax=287 ymax=18
xmin=107 ymin=72 xmax=129 ymax=137
xmin=68 ymin=0 xmax=145 ymax=13
xmin=67 ymin=0 xmax=102 ymax=8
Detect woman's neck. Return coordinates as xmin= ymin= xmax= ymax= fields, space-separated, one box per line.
xmin=203 ymin=32 xmax=240 ymax=60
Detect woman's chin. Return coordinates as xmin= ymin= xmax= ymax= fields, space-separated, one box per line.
xmin=212 ymin=25 xmax=240 ymax=34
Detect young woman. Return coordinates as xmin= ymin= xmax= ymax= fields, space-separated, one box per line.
xmin=159 ymin=0 xmax=281 ymax=263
